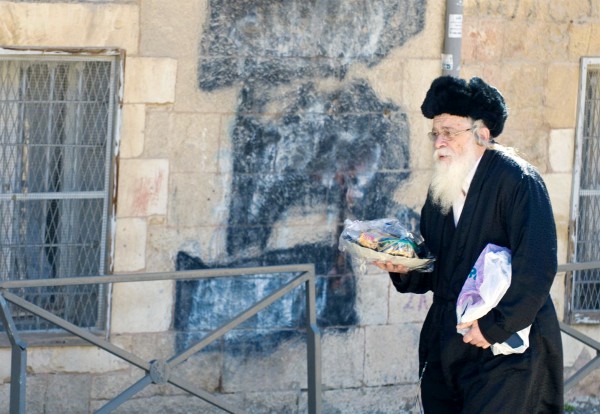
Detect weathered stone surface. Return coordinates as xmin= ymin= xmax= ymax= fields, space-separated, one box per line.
xmin=221 ymin=333 xmax=307 ymax=393
xmin=27 ymin=346 xmax=126 ymax=374
xmin=545 ymin=64 xmax=579 ymax=129
xmin=321 ymin=329 xmax=365 ymax=389
xmin=363 ymin=323 xmax=421 ymax=386
xmin=111 ymin=280 xmax=174 ymax=334
xmin=311 ymin=384 xmax=421 ymax=414
xmin=117 ymin=159 xmax=169 ymax=217
xmin=0 ymin=3 xmax=138 ymax=51
xmin=45 ymin=374 xmax=92 ymax=414
xmin=2 ymin=0 xmax=598 ymax=411
xmin=124 ymin=58 xmax=177 ymax=104
xmin=354 ymin=271 xmax=389 ymax=326
xmin=198 ymin=0 xmax=426 ymax=91
xmin=120 ymin=104 xmax=146 ymax=159
xmin=114 ymin=218 xmax=147 ymax=272
xmin=140 ymin=0 xmax=205 ymax=59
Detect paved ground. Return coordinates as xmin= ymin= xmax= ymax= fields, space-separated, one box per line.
xmin=566 ymin=397 xmax=600 ymax=413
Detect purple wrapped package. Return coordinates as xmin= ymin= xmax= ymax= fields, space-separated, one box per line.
xmin=456 ymin=243 xmax=531 ymax=355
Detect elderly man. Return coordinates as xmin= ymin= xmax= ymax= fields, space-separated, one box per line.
xmin=376 ymin=76 xmax=563 ymax=413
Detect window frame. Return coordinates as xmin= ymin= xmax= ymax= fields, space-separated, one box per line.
xmin=566 ymin=56 xmax=600 ymax=324
xmin=0 ymin=47 xmax=123 ymax=343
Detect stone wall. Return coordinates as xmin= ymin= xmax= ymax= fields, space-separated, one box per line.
xmin=0 ymin=0 xmax=599 ymax=412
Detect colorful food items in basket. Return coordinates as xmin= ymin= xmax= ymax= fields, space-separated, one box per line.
xmin=356 ymin=229 xmax=418 ymax=258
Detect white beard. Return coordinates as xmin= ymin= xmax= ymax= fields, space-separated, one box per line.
xmin=429 ymin=140 xmax=482 ymax=215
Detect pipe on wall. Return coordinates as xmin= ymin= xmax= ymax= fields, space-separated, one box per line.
xmin=442 ymin=0 xmax=463 ymax=77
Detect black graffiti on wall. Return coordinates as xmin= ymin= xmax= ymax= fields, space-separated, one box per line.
xmin=176 ymin=0 xmax=426 ymax=349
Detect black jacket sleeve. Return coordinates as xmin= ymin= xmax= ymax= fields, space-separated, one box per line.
xmin=477 ymin=164 xmax=557 ymax=344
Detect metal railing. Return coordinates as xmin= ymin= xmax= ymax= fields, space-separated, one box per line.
xmin=0 ymin=264 xmax=322 ymax=414
xmin=558 ymin=261 xmax=600 ymax=392
xmin=3 ymin=262 xmax=600 ymax=412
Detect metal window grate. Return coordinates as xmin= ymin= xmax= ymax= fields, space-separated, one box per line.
xmin=0 ymin=53 xmax=119 ymax=332
xmin=569 ymin=58 xmax=600 ymax=321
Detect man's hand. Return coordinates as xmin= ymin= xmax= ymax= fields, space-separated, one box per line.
xmin=456 ymin=320 xmax=491 ymax=349
xmin=373 ymin=261 xmax=410 ymax=274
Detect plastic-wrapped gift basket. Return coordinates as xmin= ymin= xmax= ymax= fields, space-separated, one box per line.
xmin=338 ymin=218 xmax=435 ymax=271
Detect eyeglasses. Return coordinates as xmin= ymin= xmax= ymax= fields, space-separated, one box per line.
xmin=427 ymin=128 xmax=472 ymax=142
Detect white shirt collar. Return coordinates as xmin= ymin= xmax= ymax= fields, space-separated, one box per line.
xmin=453 ymin=156 xmax=483 ymax=225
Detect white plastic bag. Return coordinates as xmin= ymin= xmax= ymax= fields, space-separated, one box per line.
xmin=456 ymin=243 xmax=531 ymax=356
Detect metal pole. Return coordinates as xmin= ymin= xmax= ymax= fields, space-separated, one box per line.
xmin=442 ymin=0 xmax=463 ymax=77
xmin=305 ymin=265 xmax=322 ymax=414
xmin=0 ymin=293 xmax=27 ymax=414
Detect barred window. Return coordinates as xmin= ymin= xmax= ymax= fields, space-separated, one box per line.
xmin=568 ymin=57 xmax=600 ymax=323
xmin=0 ymin=50 xmax=121 ymax=333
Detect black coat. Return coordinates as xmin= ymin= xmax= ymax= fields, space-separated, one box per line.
xmin=391 ymin=148 xmax=563 ymax=413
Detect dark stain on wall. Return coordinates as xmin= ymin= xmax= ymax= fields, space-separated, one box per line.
xmin=175 ymin=0 xmax=426 ymax=352
xmin=198 ymin=0 xmax=426 ymax=90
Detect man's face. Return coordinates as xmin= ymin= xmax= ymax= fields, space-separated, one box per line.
xmin=431 ymin=114 xmax=485 ymax=163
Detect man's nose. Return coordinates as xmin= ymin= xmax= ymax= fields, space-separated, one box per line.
xmin=434 ymin=135 xmax=447 ymax=149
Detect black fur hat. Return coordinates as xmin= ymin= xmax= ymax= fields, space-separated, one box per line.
xmin=420 ymin=76 xmax=508 ymax=137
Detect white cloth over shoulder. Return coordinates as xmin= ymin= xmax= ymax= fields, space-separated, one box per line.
xmin=456 ymin=243 xmax=531 ymax=356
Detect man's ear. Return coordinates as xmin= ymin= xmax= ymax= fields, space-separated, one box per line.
xmin=475 ymin=124 xmax=491 ymax=145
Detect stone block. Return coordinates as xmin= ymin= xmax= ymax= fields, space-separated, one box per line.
xmin=408 ymin=115 xmax=436 ymax=171
xmin=545 ymin=64 xmax=579 ymax=129
xmin=27 ymin=346 xmax=126 ymax=374
xmin=0 ymin=349 xmax=10 ymax=380
xmin=562 ymin=333 xmax=588 ymax=368
xmin=145 ymin=225 xmax=193 ymax=272
xmin=45 ymin=374 xmax=92 ymax=414
xmin=114 ymin=218 xmax=147 ymax=272
xmin=543 ymin=172 xmax=573 ymax=233
xmin=110 ymin=280 xmax=174 ymax=334
xmin=464 ymin=20 xmax=504 ymax=63
xmin=314 ymin=383 xmax=419 ymax=414
xmin=548 ymin=1 xmax=593 ymax=22
xmin=173 ymin=57 xmax=239 ymax=114
xmin=0 ymin=383 xmax=8 ymax=414
xmin=141 ymin=110 xmax=223 ymax=173
xmin=568 ymin=24 xmax=594 ymax=60
xmin=221 ymin=335 xmax=307 ymax=393
xmin=124 ymin=57 xmax=178 ymax=104
xmin=170 ymin=113 xmax=223 ymax=174
xmin=24 ymin=375 xmax=48 ymax=414
xmin=143 ymin=109 xmax=174 ymax=159
xmin=363 ymin=323 xmax=421 ymax=386
xmin=91 ymin=394 xmax=241 ymax=414
xmin=390 ymin=172 xmax=431 ymax=216
xmin=241 ymin=390 xmax=301 ymax=414
xmin=502 ymin=21 xmax=569 ymax=62
xmin=396 ymin=0 xmax=445 ymax=61
xmin=354 ymin=271 xmax=389 ymax=326
xmin=168 ymin=172 xmax=230 ymax=228
xmin=117 ymin=159 xmax=169 ymax=217
xmin=268 ymin=211 xmax=337 ymax=250
xmin=551 ymin=273 xmax=566 ymax=322
xmin=120 ymin=104 xmax=146 ymax=159
xmin=140 ymin=0 xmax=205 ymax=59
xmin=590 ymin=25 xmax=600 ymax=55
xmin=498 ymin=63 xmax=545 ymax=109
xmin=169 ymin=351 xmax=222 ymax=394
xmin=504 ymin=106 xmax=545 ymax=135
xmin=321 ymin=329 xmax=365 ymax=389
xmin=349 ymin=60 xmax=404 ymax=108
xmin=402 ymin=60 xmax=443 ymax=114
xmin=389 ymin=289 xmax=432 ymax=325
xmin=549 ymin=129 xmax=575 ymax=173
xmin=0 ymin=4 xmax=139 ymax=52
xmin=499 ymin=129 xmax=548 ymax=173
xmin=90 ymin=369 xmax=170 ymax=401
